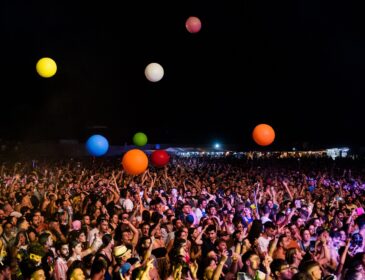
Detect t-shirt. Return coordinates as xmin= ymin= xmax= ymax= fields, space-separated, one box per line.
xmin=237 ymin=270 xmax=266 ymax=280
xmin=257 ymin=236 xmax=271 ymax=254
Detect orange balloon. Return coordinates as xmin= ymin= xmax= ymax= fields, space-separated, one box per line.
xmin=122 ymin=149 xmax=148 ymax=175
xmin=252 ymin=124 xmax=275 ymax=146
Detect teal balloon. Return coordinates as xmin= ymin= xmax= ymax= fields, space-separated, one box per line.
xmin=86 ymin=134 xmax=109 ymax=156
xmin=133 ymin=132 xmax=148 ymax=146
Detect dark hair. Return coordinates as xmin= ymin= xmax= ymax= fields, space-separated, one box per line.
xmin=206 ymin=225 xmax=216 ymax=233
xmin=101 ymin=234 xmax=113 ymax=248
xmin=299 ymin=260 xmax=320 ymax=274
xmin=248 ymin=219 xmax=263 ymax=244
xmin=264 ymin=221 xmax=276 ymax=230
xmin=142 ymin=210 xmax=151 ymax=223
xmin=355 ymin=214 xmax=365 ymax=230
xmin=38 ymin=232 xmax=51 ymax=246
xmin=90 ymin=259 xmax=107 ymax=278
xmin=69 ymin=239 xmax=80 ymax=251
xmin=241 ymin=250 xmax=258 ymax=266
xmin=270 ymin=259 xmax=288 ymax=275
xmin=292 ymin=272 xmax=312 ymax=280
xmin=16 ymin=217 xmax=28 ymax=228
xmin=28 ymin=242 xmax=46 ymax=258
xmin=55 ymin=241 xmax=69 ymax=252
xmin=14 ymin=230 xmax=29 ymax=247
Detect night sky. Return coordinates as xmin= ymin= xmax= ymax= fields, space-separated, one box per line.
xmin=1 ymin=1 xmax=364 ymax=149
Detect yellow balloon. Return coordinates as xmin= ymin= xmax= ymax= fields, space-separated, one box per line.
xmin=36 ymin=57 xmax=57 ymax=78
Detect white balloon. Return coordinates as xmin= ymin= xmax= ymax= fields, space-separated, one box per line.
xmin=144 ymin=62 xmax=164 ymax=82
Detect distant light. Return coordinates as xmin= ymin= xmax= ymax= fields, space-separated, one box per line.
xmin=214 ymin=143 xmax=220 ymax=149
xmin=292 ymin=147 xmax=296 ymax=151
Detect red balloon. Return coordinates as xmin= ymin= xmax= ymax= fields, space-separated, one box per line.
xmin=150 ymin=150 xmax=170 ymax=167
xmin=185 ymin=16 xmax=202 ymax=33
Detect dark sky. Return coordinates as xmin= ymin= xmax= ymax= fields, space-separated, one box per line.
xmin=1 ymin=1 xmax=364 ymax=149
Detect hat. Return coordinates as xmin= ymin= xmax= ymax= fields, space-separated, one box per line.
xmin=120 ymin=262 xmax=131 ymax=276
xmin=10 ymin=211 xmax=22 ymax=218
xmin=72 ymin=220 xmax=81 ymax=231
xmin=113 ymin=245 xmax=131 ymax=258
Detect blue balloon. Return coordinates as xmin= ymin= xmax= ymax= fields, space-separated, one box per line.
xmin=86 ymin=135 xmax=109 ymax=156
xmin=155 ymin=144 xmax=161 ymax=150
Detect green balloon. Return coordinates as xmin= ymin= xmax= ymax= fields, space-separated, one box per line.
xmin=133 ymin=132 xmax=148 ymax=146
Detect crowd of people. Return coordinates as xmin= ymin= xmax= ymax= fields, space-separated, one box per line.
xmin=0 ymin=155 xmax=364 ymax=280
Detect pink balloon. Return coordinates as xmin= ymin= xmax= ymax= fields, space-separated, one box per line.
xmin=185 ymin=16 xmax=202 ymax=33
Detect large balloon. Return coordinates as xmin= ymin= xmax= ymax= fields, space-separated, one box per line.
xmin=185 ymin=16 xmax=202 ymax=33
xmin=86 ymin=135 xmax=109 ymax=156
xmin=151 ymin=150 xmax=170 ymax=168
xmin=122 ymin=149 xmax=148 ymax=175
xmin=36 ymin=57 xmax=57 ymax=78
xmin=144 ymin=63 xmax=164 ymax=82
xmin=252 ymin=124 xmax=275 ymax=146
xmin=133 ymin=132 xmax=148 ymax=146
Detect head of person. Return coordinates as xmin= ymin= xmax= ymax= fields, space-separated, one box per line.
xmin=67 ymin=261 xmax=86 ymax=280
xmin=69 ymin=240 xmax=83 ymax=256
xmin=28 ymin=242 xmax=46 ymax=267
xmin=56 ymin=242 xmax=69 ymax=259
xmin=0 ymin=262 xmax=11 ymax=280
xmin=264 ymin=221 xmax=277 ymax=238
xmin=38 ymin=231 xmax=53 ymax=248
xmin=300 ymin=261 xmax=322 ymax=280
xmin=113 ymin=245 xmax=132 ymax=264
xmin=242 ymin=250 xmax=261 ymax=272
xmin=286 ymin=248 xmax=303 ymax=265
xmin=90 ymin=259 xmax=107 ymax=280
xmin=270 ymin=259 xmax=293 ymax=280
xmin=30 ymin=267 xmax=46 ymax=280
xmin=206 ymin=225 xmax=217 ymax=241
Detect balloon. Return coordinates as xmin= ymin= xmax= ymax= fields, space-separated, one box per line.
xmin=144 ymin=63 xmax=164 ymax=82
xmin=122 ymin=149 xmax=148 ymax=175
xmin=252 ymin=124 xmax=275 ymax=146
xmin=151 ymin=150 xmax=170 ymax=168
xmin=133 ymin=132 xmax=148 ymax=146
xmin=36 ymin=57 xmax=57 ymax=78
xmin=155 ymin=144 xmax=161 ymax=150
xmin=86 ymin=134 xmax=109 ymax=156
xmin=185 ymin=16 xmax=202 ymax=33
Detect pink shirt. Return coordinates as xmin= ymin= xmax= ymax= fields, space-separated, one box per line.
xmin=54 ymin=257 xmax=68 ymax=280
